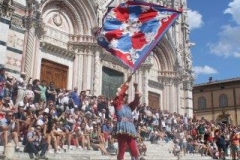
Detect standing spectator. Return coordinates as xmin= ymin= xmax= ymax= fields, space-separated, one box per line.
xmin=81 ymin=96 xmax=90 ymax=112
xmin=183 ymin=113 xmax=189 ymax=130
xmin=32 ymin=79 xmax=41 ymax=107
xmin=230 ymin=129 xmax=240 ymax=160
xmin=80 ymin=90 xmax=88 ymax=104
xmin=46 ymin=82 xmax=57 ymax=104
xmin=69 ymin=87 xmax=81 ymax=109
xmin=197 ymin=122 xmax=205 ymax=140
xmin=214 ymin=129 xmax=227 ymax=160
xmin=25 ymin=84 xmax=34 ymax=100
xmin=15 ymin=72 xmax=28 ymax=106
xmin=132 ymin=107 xmax=139 ymax=123
xmin=97 ymin=95 xmax=107 ymax=113
xmin=108 ymin=101 xmax=115 ymax=120
xmin=98 ymin=109 xmax=107 ymax=122
xmin=39 ymin=80 xmax=47 ymax=105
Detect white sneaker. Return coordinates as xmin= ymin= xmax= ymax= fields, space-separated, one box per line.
xmin=55 ymin=150 xmax=62 ymax=154
xmin=78 ymin=146 xmax=83 ymax=150
xmin=47 ymin=149 xmax=54 ymax=154
xmin=68 ymin=146 xmax=73 ymax=150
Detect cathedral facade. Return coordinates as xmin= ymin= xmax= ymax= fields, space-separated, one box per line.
xmin=0 ymin=0 xmax=194 ymax=116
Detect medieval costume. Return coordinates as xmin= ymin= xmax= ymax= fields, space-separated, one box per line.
xmin=113 ymin=78 xmax=143 ymax=160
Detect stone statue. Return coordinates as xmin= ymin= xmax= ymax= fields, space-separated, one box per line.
xmin=97 ymin=4 xmax=105 ymax=27
xmin=96 ymin=0 xmax=114 ymax=27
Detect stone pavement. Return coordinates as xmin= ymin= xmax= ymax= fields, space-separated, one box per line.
xmin=0 ymin=141 xmax=232 ymax=160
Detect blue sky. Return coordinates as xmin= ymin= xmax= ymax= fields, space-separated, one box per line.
xmin=187 ymin=0 xmax=240 ymax=84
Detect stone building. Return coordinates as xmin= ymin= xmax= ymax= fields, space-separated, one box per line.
xmin=193 ymin=77 xmax=240 ymax=125
xmin=0 ymin=0 xmax=193 ymax=116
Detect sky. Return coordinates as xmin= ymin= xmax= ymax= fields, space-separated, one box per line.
xmin=187 ymin=0 xmax=240 ymax=84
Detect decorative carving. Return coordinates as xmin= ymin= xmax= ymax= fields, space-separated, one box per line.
xmin=102 ymin=60 xmax=127 ymax=74
xmin=53 ymin=13 xmax=62 ymax=27
xmin=183 ymin=81 xmax=192 ymax=90
xmin=141 ymin=52 xmax=153 ymax=69
xmin=101 ymin=51 xmax=129 ymax=70
xmin=10 ymin=14 xmax=23 ymax=28
xmin=216 ymin=110 xmax=232 ymax=124
xmin=95 ymin=0 xmax=113 ymax=26
xmin=40 ymin=42 xmax=75 ymax=59
xmin=148 ymin=80 xmax=164 ymax=90
xmin=0 ymin=1 xmax=14 ymax=19
xmin=34 ymin=19 xmax=45 ymax=37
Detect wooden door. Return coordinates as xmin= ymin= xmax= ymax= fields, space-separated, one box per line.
xmin=102 ymin=67 xmax=124 ymax=99
xmin=40 ymin=59 xmax=68 ymax=89
xmin=148 ymin=91 xmax=160 ymax=109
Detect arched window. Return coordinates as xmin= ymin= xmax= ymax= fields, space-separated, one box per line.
xmin=219 ymin=94 xmax=228 ymax=107
xmin=198 ymin=97 xmax=206 ymax=109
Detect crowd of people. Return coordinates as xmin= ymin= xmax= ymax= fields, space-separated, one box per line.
xmin=0 ymin=67 xmax=239 ymax=160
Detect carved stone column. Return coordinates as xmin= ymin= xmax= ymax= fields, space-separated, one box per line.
xmin=142 ymin=68 xmax=149 ymax=104
xmin=82 ymin=47 xmax=88 ymax=90
xmin=23 ymin=1 xmax=45 ymax=78
xmin=93 ymin=47 xmax=101 ymax=96
xmin=24 ymin=27 xmax=35 ymax=77
xmin=78 ymin=48 xmax=84 ymax=92
xmin=173 ymin=78 xmax=182 ymax=114
xmin=183 ymin=80 xmax=193 ymax=117
xmin=86 ymin=46 xmax=93 ymax=91
xmin=73 ymin=53 xmax=79 ymax=88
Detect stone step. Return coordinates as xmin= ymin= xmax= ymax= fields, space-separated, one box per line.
xmin=0 ymin=141 xmax=224 ymax=160
xmin=4 ymin=148 xmax=216 ymax=160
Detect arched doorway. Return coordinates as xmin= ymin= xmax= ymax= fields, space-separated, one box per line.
xmin=40 ymin=59 xmax=68 ymax=89
xmin=216 ymin=111 xmax=232 ymax=124
xmin=148 ymin=91 xmax=160 ymax=109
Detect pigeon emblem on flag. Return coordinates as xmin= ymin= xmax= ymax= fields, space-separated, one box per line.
xmin=96 ymin=0 xmax=182 ymax=72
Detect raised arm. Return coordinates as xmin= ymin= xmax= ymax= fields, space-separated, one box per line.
xmin=113 ymin=75 xmax=132 ymax=110
xmin=117 ymin=75 xmax=132 ymax=100
xmin=129 ymin=83 xmax=141 ymax=111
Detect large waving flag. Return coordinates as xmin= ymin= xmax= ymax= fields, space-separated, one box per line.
xmin=96 ymin=0 xmax=182 ymax=72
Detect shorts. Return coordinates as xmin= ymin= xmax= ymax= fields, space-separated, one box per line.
xmin=231 ymin=144 xmax=239 ymax=153
xmin=217 ymin=145 xmax=227 ymax=153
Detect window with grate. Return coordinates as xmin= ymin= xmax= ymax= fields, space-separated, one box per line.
xmin=198 ymin=97 xmax=206 ymax=109
xmin=219 ymin=94 xmax=228 ymax=107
